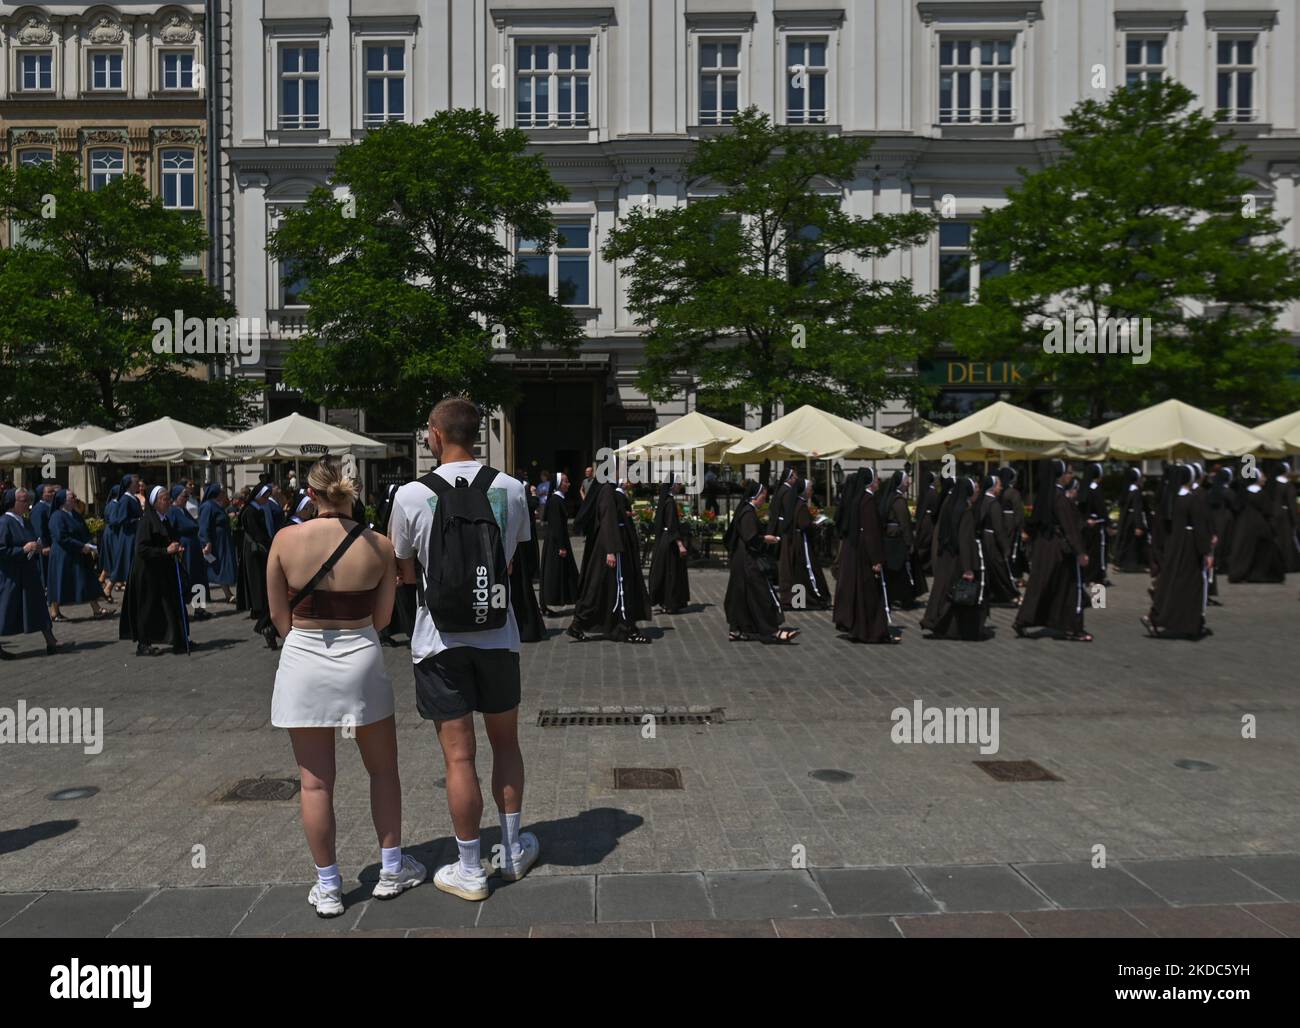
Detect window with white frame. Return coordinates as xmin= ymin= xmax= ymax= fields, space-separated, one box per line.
xmin=1124 ymin=36 xmax=1166 ymax=84
xmin=280 ymin=256 xmax=310 ymax=307
xmin=89 ymin=51 xmax=125 ymax=91
xmin=938 ymin=222 xmax=1007 ymax=303
xmin=785 ymin=38 xmax=828 ymax=124
xmin=1216 ymin=36 xmax=1257 ymax=122
xmin=363 ymin=44 xmax=406 ymax=127
xmin=515 ymin=43 xmax=591 ymax=128
xmin=19 ymin=51 xmax=55 ymax=92
xmin=788 ymin=223 xmax=825 ymax=283
xmin=698 ymin=40 xmax=740 ymax=125
xmin=88 ymin=148 xmax=125 ymax=191
xmin=18 ymin=148 xmax=54 ymax=167
xmin=160 ymin=149 xmax=196 ymax=210
xmin=161 ymin=51 xmax=196 ymax=90
xmin=280 ymin=45 xmax=321 ymax=129
xmin=938 ymin=38 xmax=1015 ymax=124
xmin=516 ymin=222 xmax=592 ymax=307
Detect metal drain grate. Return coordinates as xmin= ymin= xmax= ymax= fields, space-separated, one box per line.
xmin=973 ymin=760 xmax=1062 ymax=783
xmin=538 ymin=707 xmax=722 ymax=728
xmin=221 ymin=777 xmax=301 ymax=802
xmin=613 ymin=768 xmax=684 ymax=790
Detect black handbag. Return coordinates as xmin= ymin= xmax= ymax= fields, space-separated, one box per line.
xmin=950 ymin=578 xmax=980 ymax=606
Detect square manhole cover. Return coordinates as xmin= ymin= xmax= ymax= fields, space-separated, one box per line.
xmin=221 ymin=777 xmax=301 ymax=802
xmin=613 ymin=768 xmax=683 ymax=790
xmin=973 ymin=760 xmax=1062 ymax=783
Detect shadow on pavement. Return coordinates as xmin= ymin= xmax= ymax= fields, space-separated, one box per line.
xmin=0 ymin=819 xmax=78 ymax=856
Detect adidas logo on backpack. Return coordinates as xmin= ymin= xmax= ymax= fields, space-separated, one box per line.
xmin=419 ymin=466 xmax=509 ymax=633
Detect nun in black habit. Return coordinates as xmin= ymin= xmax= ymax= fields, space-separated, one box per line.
xmin=648 ymin=473 xmax=691 ymax=613
xmin=1204 ymin=467 xmax=1236 ymax=602
xmin=539 ymin=472 xmax=579 ymax=614
xmin=374 ymin=484 xmax=417 ymax=645
xmin=1113 ymin=467 xmax=1151 ymax=572
xmin=977 ymin=473 xmax=1019 ymax=605
xmin=997 ymin=466 xmax=1028 ymax=582
xmin=1013 ymin=460 xmax=1090 ymax=641
xmin=1267 ymin=461 xmax=1300 ymax=573
xmin=567 ymin=480 xmax=651 ymax=643
xmin=508 ymin=472 xmax=546 ymax=642
xmin=833 ymin=468 xmax=895 ymax=643
xmin=724 ymin=482 xmax=795 ymax=642
xmin=1142 ymin=465 xmax=1213 ymax=639
xmin=783 ymin=477 xmax=831 ymax=610
xmin=1227 ymin=471 xmax=1285 ymax=583
xmin=912 ymin=471 xmax=940 ymax=578
xmin=1077 ymin=462 xmax=1110 ymax=586
xmin=0 ymin=488 xmax=59 ymax=658
xmin=119 ymin=485 xmax=189 ymax=656
xmin=237 ymin=482 xmax=279 ymax=649
xmin=920 ymin=477 xmax=988 ymax=640
xmin=879 ymin=470 xmax=919 ymax=610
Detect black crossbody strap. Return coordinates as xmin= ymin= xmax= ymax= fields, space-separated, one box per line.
xmin=290 ymin=522 xmax=366 ymax=611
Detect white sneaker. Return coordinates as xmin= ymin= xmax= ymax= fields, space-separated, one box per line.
xmin=372 ymin=853 xmax=427 ymax=899
xmin=434 ymin=861 xmax=490 ymax=902
xmin=308 ymin=882 xmax=344 ymax=918
xmin=495 ymin=831 xmax=541 ymax=882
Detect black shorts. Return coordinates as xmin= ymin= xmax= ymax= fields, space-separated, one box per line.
xmin=413 ymin=646 xmax=521 ymax=721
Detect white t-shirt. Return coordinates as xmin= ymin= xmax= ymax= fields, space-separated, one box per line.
xmin=389 ymin=461 xmax=530 ymax=660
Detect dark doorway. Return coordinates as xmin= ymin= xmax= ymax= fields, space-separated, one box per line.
xmin=515 ymin=381 xmax=594 ymax=485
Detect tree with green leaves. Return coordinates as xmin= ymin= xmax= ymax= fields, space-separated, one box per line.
xmin=948 ymin=79 xmax=1300 ymax=425
xmin=268 ymin=110 xmax=583 ymax=426
xmin=602 ymin=107 xmax=941 ymax=427
xmin=0 ymin=156 xmax=254 ymax=432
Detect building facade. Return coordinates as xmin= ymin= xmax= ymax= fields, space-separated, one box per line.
xmin=207 ymin=0 xmax=1300 ymax=493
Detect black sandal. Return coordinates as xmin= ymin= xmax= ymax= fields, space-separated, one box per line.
xmin=1139 ymin=615 xmax=1158 ymax=638
xmin=771 ymin=628 xmax=799 ymax=644
xmin=566 ymin=626 xmax=588 ymax=642
xmin=729 ymin=631 xmax=751 ymax=642
xmin=624 ymin=630 xmax=652 ymax=644
xmin=1065 ymin=632 xmax=1094 ymax=642
xmin=1013 ymin=622 xmax=1026 ymax=638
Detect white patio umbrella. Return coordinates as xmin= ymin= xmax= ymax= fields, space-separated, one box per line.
xmin=721 ymin=405 xmax=904 ymax=464
xmin=209 ymin=412 xmax=389 ymax=461
xmin=613 ymin=410 xmax=746 ymax=463
xmin=1094 ymin=399 xmax=1270 ymax=461
xmin=78 ymin=417 xmax=221 ymax=463
xmin=0 ymin=422 xmax=79 ymax=464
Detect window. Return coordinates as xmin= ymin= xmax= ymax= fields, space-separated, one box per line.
xmin=162 ymin=52 xmax=195 ymax=90
xmin=1125 ymin=36 xmax=1165 ymax=85
xmin=1216 ymin=37 xmax=1257 ymax=122
xmin=20 ymin=51 xmax=54 ymax=91
xmin=788 ymin=224 xmax=825 ymax=283
xmin=699 ymin=41 xmax=740 ymax=125
xmin=515 ymin=43 xmax=591 ymax=128
xmin=786 ymin=39 xmax=828 ymax=124
xmin=939 ymin=38 xmax=1014 ymax=124
xmin=18 ymin=148 xmax=54 ymax=167
xmin=363 ymin=45 xmax=405 ymax=127
xmin=90 ymin=51 xmax=125 ymax=91
xmin=281 ymin=257 xmax=310 ymax=307
xmin=89 ymin=148 xmax=124 ymax=191
xmin=160 ymin=149 xmax=196 ymax=210
xmin=515 ymin=222 xmax=592 ymax=306
xmin=280 ymin=45 xmax=321 ymax=129
xmin=938 ymin=222 xmax=1007 ymax=303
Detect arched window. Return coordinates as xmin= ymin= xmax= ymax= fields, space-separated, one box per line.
xmin=88 ymin=148 xmax=125 ymax=190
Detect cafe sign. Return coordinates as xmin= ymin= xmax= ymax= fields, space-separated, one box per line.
xmin=920 ymin=359 xmax=1032 ymax=388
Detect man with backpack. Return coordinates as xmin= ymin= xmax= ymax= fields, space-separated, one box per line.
xmin=389 ymin=397 xmax=538 ymax=901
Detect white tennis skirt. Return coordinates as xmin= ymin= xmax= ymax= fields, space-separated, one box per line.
xmin=271 ymin=626 xmax=395 ymax=729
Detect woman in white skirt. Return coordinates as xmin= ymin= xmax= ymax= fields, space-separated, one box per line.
xmin=267 ymin=459 xmax=425 ymax=917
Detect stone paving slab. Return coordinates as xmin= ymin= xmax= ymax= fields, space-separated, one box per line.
xmin=908 ymin=864 xmax=1052 ymax=913
xmin=0 ymin=889 xmax=153 ymax=938
xmin=1012 ymin=861 xmax=1166 ymax=910
xmin=1121 ymin=858 xmax=1285 ymax=906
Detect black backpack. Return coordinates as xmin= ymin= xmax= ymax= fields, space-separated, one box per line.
xmin=419 ymin=465 xmax=509 ymax=632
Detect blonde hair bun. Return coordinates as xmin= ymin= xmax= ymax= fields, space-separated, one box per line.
xmin=307 ymin=459 xmax=357 ymax=508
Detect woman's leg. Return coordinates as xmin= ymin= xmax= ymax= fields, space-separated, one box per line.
xmin=354 ymin=716 xmax=401 ymax=849
xmin=289 ymin=727 xmax=337 ymax=868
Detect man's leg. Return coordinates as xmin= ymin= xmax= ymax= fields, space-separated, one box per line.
xmin=483 ymin=707 xmax=524 ymax=817
xmin=431 ymin=713 xmax=490 ymax=899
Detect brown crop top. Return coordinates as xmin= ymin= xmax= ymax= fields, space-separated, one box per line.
xmin=287 ymin=586 xmax=379 ymax=621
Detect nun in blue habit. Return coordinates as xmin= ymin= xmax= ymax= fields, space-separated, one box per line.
xmin=106 ymin=474 xmax=142 ymax=583
xmin=29 ymin=481 xmax=56 ymax=588
xmin=198 ymin=482 xmax=237 ymax=602
xmin=46 ymin=489 xmax=114 ymax=621
xmin=0 ymin=488 xmax=61 ymax=659
xmin=101 ymin=484 xmax=122 ymax=584
xmin=165 ymin=483 xmax=209 ymax=620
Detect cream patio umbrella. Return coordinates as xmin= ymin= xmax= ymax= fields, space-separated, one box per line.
xmin=721 ymin=405 xmax=904 ymax=464
xmin=0 ymin=422 xmax=79 ymax=464
xmin=612 ymin=410 xmax=746 ymax=463
xmin=41 ymin=424 xmax=112 ymax=505
xmin=904 ymin=401 xmax=1106 ymax=462
xmin=1254 ymin=410 xmax=1300 ymax=455
xmin=209 ymin=412 xmax=389 ymax=461
xmin=1094 ymin=399 xmax=1270 ymax=461
xmin=78 ymin=417 xmax=221 ymax=463
xmin=43 ymin=424 xmax=112 ymax=450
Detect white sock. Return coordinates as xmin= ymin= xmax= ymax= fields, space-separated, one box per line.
xmin=380 ymin=846 xmax=402 ymax=874
xmin=456 ymin=836 xmax=481 ymax=879
xmin=316 ymin=863 xmax=341 ymax=892
xmin=500 ymin=810 xmax=522 ymax=860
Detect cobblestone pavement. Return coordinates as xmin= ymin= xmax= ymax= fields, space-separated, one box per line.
xmin=1 ymin=566 xmax=1297 ymax=909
